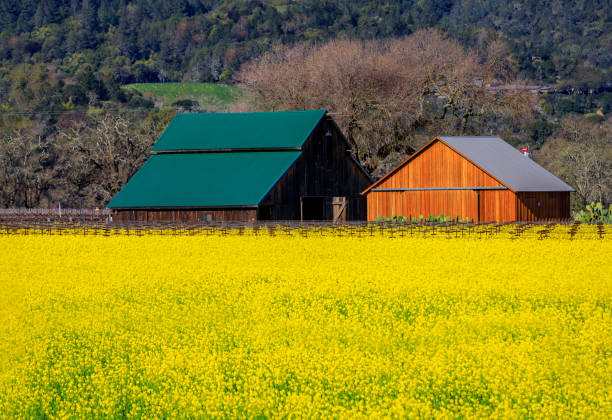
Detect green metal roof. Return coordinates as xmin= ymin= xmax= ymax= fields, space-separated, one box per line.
xmin=151 ymin=110 xmax=326 ymax=151
xmin=107 ymin=151 xmax=301 ymax=208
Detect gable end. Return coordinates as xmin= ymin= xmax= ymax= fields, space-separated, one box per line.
xmin=362 ymin=137 xmax=511 ymax=194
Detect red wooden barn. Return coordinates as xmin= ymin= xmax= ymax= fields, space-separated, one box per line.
xmin=362 ymin=136 xmax=574 ymax=222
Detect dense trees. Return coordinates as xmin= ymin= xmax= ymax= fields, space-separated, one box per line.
xmin=0 ymin=1 xmax=609 ymax=208
xmin=0 ymin=1 xmax=609 ymax=87
xmin=0 ymin=123 xmax=47 ymax=208
xmin=1 ymin=1 xmax=608 ymax=105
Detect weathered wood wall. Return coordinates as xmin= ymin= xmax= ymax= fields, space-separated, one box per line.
xmin=113 ymin=116 xmax=371 ymax=223
xmin=261 ymin=117 xmax=371 ymax=221
xmin=112 ymin=208 xmax=257 ymax=223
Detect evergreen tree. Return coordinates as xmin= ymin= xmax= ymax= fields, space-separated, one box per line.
xmin=115 ymin=5 xmax=143 ymax=59
xmin=34 ymin=0 xmax=62 ymax=27
xmin=97 ymin=0 xmax=117 ymax=28
xmin=81 ymin=0 xmax=99 ymax=32
xmin=70 ymin=0 xmax=80 ymax=15
xmin=0 ymin=0 xmax=20 ymax=29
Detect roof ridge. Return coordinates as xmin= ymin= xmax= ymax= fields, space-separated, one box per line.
xmin=363 ymin=135 xmax=574 ymax=194
xmin=107 ymin=151 xmax=303 ymax=208
xmin=152 ymin=110 xmax=326 ymax=152
xmin=440 ymin=136 xmax=574 ymax=192
xmin=175 ymin=109 xmax=328 ymax=116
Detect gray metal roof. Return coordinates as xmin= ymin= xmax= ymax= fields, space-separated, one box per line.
xmin=438 ymin=136 xmax=575 ymax=192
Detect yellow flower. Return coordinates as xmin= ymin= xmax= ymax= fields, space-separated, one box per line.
xmin=0 ymin=228 xmax=610 ymax=418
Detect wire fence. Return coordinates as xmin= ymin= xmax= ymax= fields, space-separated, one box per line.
xmin=0 ymin=218 xmax=608 ymax=240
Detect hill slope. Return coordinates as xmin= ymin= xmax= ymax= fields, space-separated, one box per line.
xmin=123 ymin=83 xmax=243 ymax=111
xmin=0 ymin=0 xmax=609 ymax=90
xmin=0 ymin=0 xmax=609 ymax=209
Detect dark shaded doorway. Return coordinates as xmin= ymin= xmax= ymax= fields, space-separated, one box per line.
xmin=301 ymin=196 xmax=325 ymax=221
xmin=257 ymin=205 xmax=273 ymax=220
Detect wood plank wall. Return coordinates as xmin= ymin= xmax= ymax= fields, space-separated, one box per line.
xmin=479 ymin=190 xmax=516 ymax=222
xmin=261 ymin=118 xmax=371 ymax=221
xmin=112 ymin=208 xmax=257 ymax=223
xmin=367 ymin=140 xmax=510 ymax=221
xmin=367 ymin=190 xmax=479 ymax=221
xmin=516 ymin=192 xmax=571 ymax=221
xmin=112 ymin=117 xmax=371 ymax=223
xmin=366 ymin=140 xmax=572 ymax=222
xmin=378 ymin=141 xmax=505 ymax=189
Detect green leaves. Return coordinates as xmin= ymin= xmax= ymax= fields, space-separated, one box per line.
xmin=375 ymin=213 xmax=470 ymax=225
xmin=574 ymin=202 xmax=612 ymax=223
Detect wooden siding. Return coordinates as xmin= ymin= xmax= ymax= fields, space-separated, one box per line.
xmin=367 ymin=140 xmax=511 ymax=221
xmin=367 ymin=190 xmax=479 ymax=221
xmin=479 ymin=190 xmax=516 ymax=222
xmin=378 ymin=140 xmax=505 ymax=189
xmin=516 ymin=192 xmax=571 ymax=221
xmin=261 ymin=118 xmax=371 ymax=221
xmin=365 ymin=139 xmax=572 ymax=222
xmin=112 ymin=208 xmax=257 ymax=223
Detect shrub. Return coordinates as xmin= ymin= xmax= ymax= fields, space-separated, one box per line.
xmin=574 ymin=202 xmax=612 ymax=223
xmin=375 ymin=213 xmax=470 ymax=225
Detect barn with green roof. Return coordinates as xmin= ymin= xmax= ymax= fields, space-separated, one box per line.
xmin=107 ymin=110 xmax=372 ymax=222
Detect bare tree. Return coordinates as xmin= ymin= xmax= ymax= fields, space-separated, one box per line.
xmin=237 ymin=30 xmax=533 ymax=175
xmin=54 ymin=111 xmax=174 ymax=207
xmin=537 ymin=115 xmax=612 ymax=206
xmin=0 ymin=111 xmax=174 ymax=209
xmin=0 ymin=126 xmax=52 ymax=208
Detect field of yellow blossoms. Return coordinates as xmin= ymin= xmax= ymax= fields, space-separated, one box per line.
xmin=0 ymin=226 xmax=611 ymax=418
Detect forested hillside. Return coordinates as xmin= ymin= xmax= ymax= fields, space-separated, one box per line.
xmin=1 ymin=0 xmax=610 ymax=88
xmin=0 ymin=0 xmax=610 ymax=209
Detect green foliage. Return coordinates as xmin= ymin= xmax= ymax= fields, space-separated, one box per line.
xmin=0 ymin=1 xmax=607 ymax=121
xmin=376 ymin=213 xmax=470 ymax=225
xmin=574 ymin=202 xmax=612 ymax=224
xmin=542 ymin=92 xmax=611 ymax=117
xmin=219 ymin=68 xmax=234 ymax=83
xmin=0 ymin=0 xmax=608 ymax=208
xmin=0 ymin=1 xmax=608 ymax=88
xmin=584 ymin=109 xmax=605 ymax=124
xmin=171 ymin=99 xmax=200 ymax=111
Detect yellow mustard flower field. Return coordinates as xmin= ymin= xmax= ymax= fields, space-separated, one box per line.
xmin=0 ymin=228 xmax=611 ymax=418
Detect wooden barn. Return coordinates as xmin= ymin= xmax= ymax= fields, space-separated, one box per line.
xmin=107 ymin=110 xmax=372 ymax=222
xmin=362 ymin=136 xmax=574 ymax=222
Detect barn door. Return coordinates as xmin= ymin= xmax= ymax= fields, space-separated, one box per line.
xmin=332 ymin=196 xmax=347 ymax=223
xmin=478 ymin=190 xmax=501 ymax=223
xmin=477 ymin=190 xmax=483 ymax=223
xmin=478 ymin=190 xmax=491 ymax=223
xmin=478 ymin=190 xmax=513 ymax=223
